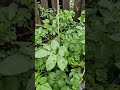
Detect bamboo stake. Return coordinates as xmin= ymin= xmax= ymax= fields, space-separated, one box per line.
xmin=57 ymin=0 xmax=60 ymax=44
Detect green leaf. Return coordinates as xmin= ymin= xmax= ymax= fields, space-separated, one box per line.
xmin=36 ymin=84 xmax=41 ymax=90
xmin=76 ymin=26 xmax=82 ymax=30
xmin=26 ymin=73 xmax=34 ymax=90
xmin=43 ymin=44 xmax=51 ymax=50
xmin=48 ymin=72 xmax=56 ymax=85
xmin=46 ymin=54 xmax=57 ymax=71
xmin=57 ymin=57 xmax=67 ymax=71
xmin=20 ymin=46 xmax=34 ymax=56
xmin=38 ymin=77 xmax=47 ymax=84
xmin=53 ymin=84 xmax=60 ymax=90
xmin=98 ymin=0 xmax=113 ymax=11
xmin=8 ymin=3 xmax=18 ymax=20
xmin=115 ymin=62 xmax=120 ymax=69
xmin=43 ymin=19 xmax=50 ymax=24
xmin=49 ymin=72 xmax=56 ymax=80
xmin=58 ymin=46 xmax=67 ymax=56
xmin=94 ymin=84 xmax=104 ymax=90
xmin=58 ymin=78 xmax=66 ymax=87
xmin=51 ymin=40 xmax=59 ymax=50
xmin=0 ymin=54 xmax=31 ymax=75
xmin=96 ymin=69 xmax=107 ymax=81
xmin=109 ymin=33 xmax=120 ymax=41
xmin=0 ymin=77 xmax=20 ymax=90
xmin=35 ymin=59 xmax=43 ymax=69
xmin=36 ymin=83 xmax=52 ymax=90
xmin=43 ymin=83 xmax=52 ymax=90
xmin=35 ymin=49 xmax=49 ymax=58
xmin=61 ymin=86 xmax=70 ymax=90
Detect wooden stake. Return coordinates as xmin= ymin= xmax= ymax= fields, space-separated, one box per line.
xmin=57 ymin=0 xmax=60 ymax=44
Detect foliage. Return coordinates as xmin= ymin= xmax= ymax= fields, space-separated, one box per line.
xmin=0 ymin=2 xmax=34 ymax=90
xmin=35 ymin=6 xmax=85 ymax=90
xmin=86 ymin=0 xmax=120 ymax=89
xmin=0 ymin=2 xmax=33 ymax=43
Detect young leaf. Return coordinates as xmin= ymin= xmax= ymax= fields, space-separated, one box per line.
xmin=57 ymin=57 xmax=67 ymax=71
xmin=46 ymin=54 xmax=57 ymax=71
xmin=35 ymin=49 xmax=49 ymax=58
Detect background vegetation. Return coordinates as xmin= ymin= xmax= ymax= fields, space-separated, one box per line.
xmin=86 ymin=0 xmax=120 ymax=89
xmin=35 ymin=0 xmax=85 ymax=90
xmin=0 ymin=1 xmax=34 ymax=90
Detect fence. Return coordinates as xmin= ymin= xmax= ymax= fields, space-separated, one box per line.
xmin=35 ymin=0 xmax=85 ymax=27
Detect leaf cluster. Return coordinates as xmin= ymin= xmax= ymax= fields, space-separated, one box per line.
xmin=35 ymin=7 xmax=85 ymax=90
xmin=0 ymin=2 xmax=34 ymax=90
xmin=86 ymin=0 xmax=120 ymax=89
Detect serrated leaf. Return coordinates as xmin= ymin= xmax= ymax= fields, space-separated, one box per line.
xmin=57 ymin=57 xmax=67 ymax=71
xmin=35 ymin=49 xmax=49 ymax=58
xmin=46 ymin=54 xmax=57 ymax=71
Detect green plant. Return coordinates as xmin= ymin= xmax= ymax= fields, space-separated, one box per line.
xmin=0 ymin=2 xmax=34 ymax=90
xmin=86 ymin=0 xmax=120 ymax=89
xmin=35 ymin=7 xmax=85 ymax=90
xmin=0 ymin=2 xmax=32 ymax=43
